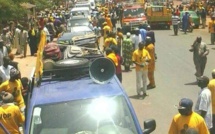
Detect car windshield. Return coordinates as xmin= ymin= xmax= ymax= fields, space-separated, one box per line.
xmin=123 ymin=8 xmax=145 ymax=17
xmin=75 ymin=4 xmax=90 ymax=8
xmin=30 ymin=96 xmax=138 ymax=134
xmin=68 ymin=19 xmax=89 ymax=27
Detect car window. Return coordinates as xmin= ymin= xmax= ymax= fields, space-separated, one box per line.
xmin=30 ymin=96 xmax=138 ymax=134
xmin=71 ymin=10 xmax=89 ymax=16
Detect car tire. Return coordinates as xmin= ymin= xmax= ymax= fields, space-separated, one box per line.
xmin=54 ymin=58 xmax=90 ymax=69
xmin=43 ymin=59 xmax=55 ymax=70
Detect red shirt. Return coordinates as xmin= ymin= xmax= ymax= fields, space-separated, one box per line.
xmin=116 ymin=54 xmax=122 ymax=74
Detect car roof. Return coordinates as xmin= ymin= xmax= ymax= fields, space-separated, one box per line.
xmin=31 ymin=77 xmax=123 ymax=105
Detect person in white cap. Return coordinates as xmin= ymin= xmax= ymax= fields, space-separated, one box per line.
xmin=169 ymin=98 xmax=209 ymax=134
xmin=122 ymin=32 xmax=133 ymax=72
xmin=208 ymin=69 xmax=215 ymax=133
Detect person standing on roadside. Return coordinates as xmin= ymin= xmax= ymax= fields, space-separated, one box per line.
xmin=14 ymin=24 xmax=21 ymax=55
xmin=28 ymin=25 xmax=38 ymax=56
xmin=200 ymin=8 xmax=207 ymax=29
xmin=145 ymin=37 xmax=156 ymax=89
xmin=189 ymin=37 xmax=209 ymax=79
xmin=195 ymin=76 xmax=213 ymax=133
xmin=19 ymin=26 xmax=28 ymax=58
xmin=208 ymin=69 xmax=215 ymax=133
xmin=168 ymin=98 xmax=209 ymax=134
xmin=132 ymin=42 xmax=151 ymax=97
xmin=0 ymin=56 xmax=13 ymax=83
xmin=122 ymin=32 xmax=133 ymax=72
xmin=208 ymin=16 xmax=215 ymax=45
xmin=0 ymin=39 xmax=8 ymax=66
xmin=172 ymin=12 xmax=180 ymax=35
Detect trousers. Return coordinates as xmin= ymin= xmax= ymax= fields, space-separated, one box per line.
xmin=136 ymin=70 xmax=148 ymax=94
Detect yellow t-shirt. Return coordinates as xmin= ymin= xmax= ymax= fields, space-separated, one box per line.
xmin=0 ymin=80 xmax=25 ymax=109
xmin=117 ymin=32 xmax=124 ymax=45
xmin=104 ymin=37 xmax=117 ymax=48
xmin=208 ymin=79 xmax=215 ymax=114
xmin=0 ymin=103 xmax=25 ymax=134
xmin=145 ymin=44 xmax=155 ymax=71
xmin=107 ymin=53 xmax=118 ymax=66
xmin=168 ymin=112 xmax=209 ymax=134
xmin=132 ymin=49 xmax=151 ymax=71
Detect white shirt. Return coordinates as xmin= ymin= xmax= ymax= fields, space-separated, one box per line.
xmin=194 ymin=87 xmax=213 ymax=129
xmin=0 ymin=65 xmax=13 ymax=82
xmin=131 ymin=34 xmax=142 ymax=50
xmin=43 ymin=27 xmax=50 ymax=42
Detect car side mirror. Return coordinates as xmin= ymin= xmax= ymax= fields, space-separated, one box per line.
xmin=142 ymin=119 xmax=156 ymax=134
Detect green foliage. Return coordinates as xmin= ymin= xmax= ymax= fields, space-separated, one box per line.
xmin=0 ymin=0 xmax=28 ymax=22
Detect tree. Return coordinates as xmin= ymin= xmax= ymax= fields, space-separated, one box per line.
xmin=0 ymin=0 xmax=28 ymax=22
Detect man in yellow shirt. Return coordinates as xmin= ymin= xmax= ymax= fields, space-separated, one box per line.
xmin=0 ymin=68 xmax=25 ymax=112
xmin=117 ymin=28 xmax=124 ymax=55
xmin=102 ymin=22 xmax=110 ymax=40
xmin=145 ymin=37 xmax=156 ymax=89
xmin=104 ymin=32 xmax=117 ymax=51
xmin=208 ymin=17 xmax=215 ymax=45
xmin=208 ymin=69 xmax=215 ymax=133
xmin=0 ymin=92 xmax=25 ymax=134
xmin=169 ymin=98 xmax=209 ymax=134
xmin=106 ymin=48 xmax=118 ymax=67
xmin=132 ymin=42 xmax=151 ymax=97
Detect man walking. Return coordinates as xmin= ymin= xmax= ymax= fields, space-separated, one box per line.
xmin=132 ymin=42 xmax=151 ymax=97
xmin=122 ymin=32 xmax=133 ymax=72
xmin=172 ymin=13 xmax=180 ymax=35
xmin=195 ymin=76 xmax=213 ymax=133
xmin=208 ymin=69 xmax=215 ymax=133
xmin=189 ymin=36 xmax=209 ymax=79
xmin=182 ymin=12 xmax=189 ymax=34
xmin=168 ymin=98 xmax=209 ymax=134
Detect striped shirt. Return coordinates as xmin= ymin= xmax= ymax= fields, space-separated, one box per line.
xmin=172 ymin=15 xmax=180 ymax=25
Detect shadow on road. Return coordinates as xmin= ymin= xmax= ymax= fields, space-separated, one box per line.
xmin=211 ymin=48 xmax=215 ymax=50
xmin=184 ymin=81 xmax=198 ymax=86
xmin=129 ymin=95 xmax=146 ymax=100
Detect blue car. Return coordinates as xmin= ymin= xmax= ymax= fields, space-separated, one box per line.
xmin=24 ymin=58 xmax=156 ymax=134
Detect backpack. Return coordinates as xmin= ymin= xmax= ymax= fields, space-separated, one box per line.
xmin=43 ymin=42 xmax=62 ymax=61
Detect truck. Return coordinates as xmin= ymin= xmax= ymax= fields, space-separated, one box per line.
xmin=146 ymin=5 xmax=172 ymax=29
xmin=121 ymin=3 xmax=148 ymax=34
